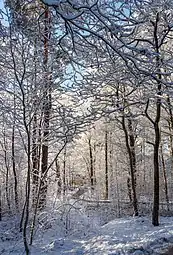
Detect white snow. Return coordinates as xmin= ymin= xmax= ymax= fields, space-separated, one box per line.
xmin=1 ymin=215 xmax=173 ymax=254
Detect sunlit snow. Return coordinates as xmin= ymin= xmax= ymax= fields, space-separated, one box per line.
xmin=1 ymin=216 xmax=173 ymax=254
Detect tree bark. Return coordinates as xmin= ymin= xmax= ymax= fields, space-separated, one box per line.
xmin=105 ymin=128 xmax=109 ymax=200
xmin=39 ymin=6 xmax=51 ymax=208
xmin=152 ymin=13 xmax=161 ymax=226
xmin=55 ymin=159 xmax=61 ymax=194
xmin=160 ymin=145 xmax=169 ymax=211
xmin=32 ymin=110 xmax=39 ymax=207
xmin=32 ymin=39 xmax=40 ymax=208
xmin=122 ymin=114 xmax=138 ymax=216
xmin=152 ymin=120 xmax=160 ymax=226
xmin=12 ymin=124 xmax=19 ymax=211
xmin=145 ymin=14 xmax=162 ymax=226
xmin=63 ymin=146 xmax=66 ymax=198
xmin=167 ymin=96 xmax=173 ymax=186
xmin=127 ymin=177 xmax=132 ymax=202
xmin=88 ymin=137 xmax=94 ymax=189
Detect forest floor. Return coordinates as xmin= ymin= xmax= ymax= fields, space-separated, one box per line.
xmin=0 ymin=214 xmax=173 ymax=254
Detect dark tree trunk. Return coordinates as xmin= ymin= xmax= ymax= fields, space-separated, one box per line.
xmin=12 ymin=117 xmax=18 ymax=211
xmin=109 ymin=132 xmax=114 ymax=199
xmin=32 ymin=111 xmax=39 ymax=207
xmin=88 ymin=137 xmax=94 ymax=188
xmin=127 ymin=177 xmax=132 ymax=202
xmin=167 ymin=96 xmax=173 ymax=130
xmin=152 ymin=13 xmax=161 ymax=226
xmin=152 ymin=121 xmax=160 ymax=226
xmin=167 ymin=96 xmax=173 ymax=182
xmin=145 ymin=14 xmax=161 ymax=226
xmin=23 ymin=132 xmax=31 ymax=255
xmin=32 ymin=39 xmax=39 ymax=208
xmin=93 ymin=143 xmax=97 ymax=185
xmin=105 ymin=129 xmax=109 ymax=200
xmin=55 ymin=159 xmax=61 ymax=194
xmin=39 ymin=6 xmax=51 ymax=208
xmin=63 ymin=147 xmax=66 ymax=197
xmin=122 ymin=114 xmax=138 ymax=216
xmin=160 ymin=145 xmax=169 ymax=211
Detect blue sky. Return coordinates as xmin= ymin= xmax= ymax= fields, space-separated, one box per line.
xmin=0 ymin=0 xmax=4 ymax=9
xmin=0 ymin=0 xmax=8 ymax=26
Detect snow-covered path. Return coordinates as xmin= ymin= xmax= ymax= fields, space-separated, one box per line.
xmin=1 ymin=216 xmax=173 ymax=254
xmin=40 ymin=217 xmax=173 ymax=255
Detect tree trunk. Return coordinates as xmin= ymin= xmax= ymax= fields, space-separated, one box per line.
xmin=23 ymin=133 xmax=31 ymax=255
xmin=160 ymin=145 xmax=169 ymax=211
xmin=127 ymin=177 xmax=132 ymax=202
xmin=152 ymin=120 xmax=160 ymax=226
xmin=122 ymin=114 xmax=138 ymax=216
xmin=63 ymin=146 xmax=66 ymax=198
xmin=32 ymin=111 xmax=39 ymax=207
xmin=39 ymin=6 xmax=51 ymax=208
xmin=12 ymin=125 xmax=19 ymax=210
xmin=88 ymin=137 xmax=94 ymax=189
xmin=105 ymin=128 xmax=109 ymax=200
xmin=145 ymin=14 xmax=161 ymax=226
xmin=32 ymin=39 xmax=39 ymax=208
xmin=93 ymin=143 xmax=97 ymax=185
xmin=11 ymin=89 xmax=19 ymax=211
xmin=152 ymin=13 xmax=161 ymax=226
xmin=55 ymin=159 xmax=61 ymax=194
xmin=109 ymin=132 xmax=114 ymax=199
xmin=167 ymin=96 xmax=173 ymax=189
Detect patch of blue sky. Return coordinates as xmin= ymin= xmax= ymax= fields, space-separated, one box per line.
xmin=0 ymin=0 xmax=9 ymax=27
xmin=0 ymin=0 xmax=4 ymax=10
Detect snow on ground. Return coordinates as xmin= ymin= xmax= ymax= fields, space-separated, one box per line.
xmin=1 ymin=215 xmax=173 ymax=254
